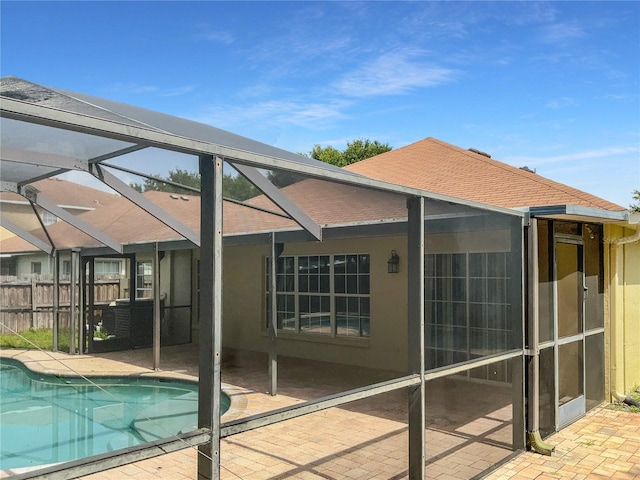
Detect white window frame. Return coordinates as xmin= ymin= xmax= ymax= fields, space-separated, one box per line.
xmin=266 ymin=253 xmax=371 ymax=338
xmin=136 ymin=261 xmax=153 ymax=298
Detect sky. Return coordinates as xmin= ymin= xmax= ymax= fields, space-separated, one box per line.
xmin=1 ymin=1 xmax=639 ymax=208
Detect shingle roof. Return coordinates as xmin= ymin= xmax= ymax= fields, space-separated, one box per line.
xmin=345 ymin=137 xmax=625 ymax=211
xmin=0 ymin=190 xmax=302 ymax=253
xmin=0 ymin=178 xmax=121 ymax=210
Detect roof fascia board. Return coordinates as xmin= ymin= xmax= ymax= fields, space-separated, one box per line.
xmin=1 ymin=97 xmax=523 ymax=218
xmin=0 ymin=217 xmax=53 ymax=255
xmin=230 ymin=162 xmax=322 ymax=241
xmin=82 ymin=239 xmax=197 ymax=256
xmin=20 ymin=186 xmax=123 ymax=253
xmin=527 ymin=205 xmax=628 ymax=222
xmin=90 ymin=164 xmax=201 ymax=247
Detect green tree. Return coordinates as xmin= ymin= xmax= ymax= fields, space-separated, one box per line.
xmin=309 ymin=144 xmax=344 ymax=166
xmin=130 ymin=168 xmax=259 ymax=201
xmin=310 ymin=138 xmax=392 ymax=167
xmin=631 ymin=190 xmax=640 ymax=212
xmin=268 ymin=138 xmax=393 ymax=187
xmin=223 ymin=174 xmax=260 ymax=200
xmin=342 ymin=138 xmax=392 ymax=166
xmin=131 ymin=168 xmax=201 ymax=194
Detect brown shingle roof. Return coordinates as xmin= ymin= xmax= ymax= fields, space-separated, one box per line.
xmin=0 ymin=178 xmax=121 ymax=209
xmin=345 ymin=137 xmax=625 ymax=211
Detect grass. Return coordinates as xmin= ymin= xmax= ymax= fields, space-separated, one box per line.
xmin=0 ymin=328 xmax=73 ymax=352
xmin=614 ymin=385 xmax=640 ymax=413
xmin=626 ymin=386 xmax=640 ymax=413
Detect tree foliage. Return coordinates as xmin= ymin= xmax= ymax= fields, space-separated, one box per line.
xmin=130 ymin=168 xmax=259 ymax=201
xmin=631 ymin=190 xmax=640 ymax=213
xmin=268 ymin=138 xmax=393 ymax=187
xmin=310 ymin=138 xmax=392 ymax=167
xmin=130 ymin=138 xmax=391 ymax=198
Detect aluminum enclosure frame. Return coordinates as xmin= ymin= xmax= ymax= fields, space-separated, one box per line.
xmin=1 ymin=77 xmax=527 ymax=480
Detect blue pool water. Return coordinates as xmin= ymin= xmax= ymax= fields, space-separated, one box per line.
xmin=0 ymin=359 xmax=229 ymax=470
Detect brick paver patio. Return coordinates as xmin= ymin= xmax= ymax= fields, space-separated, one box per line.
xmin=1 ymin=345 xmax=638 ymax=479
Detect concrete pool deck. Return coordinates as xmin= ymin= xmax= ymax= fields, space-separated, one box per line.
xmin=1 ymin=345 xmax=638 ymax=479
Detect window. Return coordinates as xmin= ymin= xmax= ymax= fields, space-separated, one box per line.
xmin=136 ymin=261 xmax=153 ymax=298
xmin=425 ymin=252 xmax=511 ymax=369
xmin=31 ymin=262 xmax=42 ymax=274
xmin=95 ymin=260 xmax=121 ymax=275
xmin=266 ymin=254 xmax=370 ymax=338
xmin=62 ymin=260 xmax=71 ymax=275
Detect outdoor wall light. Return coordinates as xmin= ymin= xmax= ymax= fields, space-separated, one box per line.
xmin=387 ymin=250 xmax=400 ymax=273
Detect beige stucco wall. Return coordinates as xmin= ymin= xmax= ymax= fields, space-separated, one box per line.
xmin=605 ymin=224 xmax=640 ymax=398
xmin=221 ymin=236 xmax=410 ymax=372
xmin=212 ymin=228 xmax=513 ymax=373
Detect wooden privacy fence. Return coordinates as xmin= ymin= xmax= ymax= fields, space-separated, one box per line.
xmin=0 ymin=275 xmax=122 ymax=334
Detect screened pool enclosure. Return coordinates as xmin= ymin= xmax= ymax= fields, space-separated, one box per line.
xmin=0 ymin=76 xmax=528 ymax=479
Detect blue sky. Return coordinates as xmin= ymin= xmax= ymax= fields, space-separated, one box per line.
xmin=2 ymin=1 xmax=639 ymax=207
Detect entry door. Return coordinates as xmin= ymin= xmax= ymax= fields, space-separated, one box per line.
xmin=555 ymin=239 xmax=585 ymax=428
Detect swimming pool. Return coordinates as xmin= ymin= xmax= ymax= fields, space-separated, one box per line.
xmin=0 ymin=358 xmax=229 ymax=470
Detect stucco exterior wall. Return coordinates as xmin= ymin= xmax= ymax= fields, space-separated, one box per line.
xmin=222 ymin=236 xmax=409 ymax=372
xmin=605 ymin=224 xmax=640 ymax=398
xmin=15 ymin=252 xmax=53 ymax=275
xmin=217 ymin=228 xmax=513 ymax=373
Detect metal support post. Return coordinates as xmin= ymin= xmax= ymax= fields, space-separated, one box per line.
xmin=197 ymin=154 xmax=223 ymax=480
xmin=511 ymin=216 xmax=526 ymax=450
xmin=153 ymin=242 xmax=161 ymax=371
xmin=79 ymin=256 xmax=86 ymax=353
xmin=407 ymin=196 xmax=425 ymax=479
xmin=53 ymin=251 xmax=59 ymax=352
xmin=87 ymin=258 xmax=95 ymax=354
xmin=69 ymin=249 xmax=79 ymax=354
xmin=268 ymin=233 xmax=284 ymax=396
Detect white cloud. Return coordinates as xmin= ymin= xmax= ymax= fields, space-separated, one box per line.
xmin=193 ymin=98 xmax=352 ymax=130
xmin=106 ymin=83 xmax=195 ymax=97
xmin=540 ymin=22 xmax=586 ymax=44
xmin=333 ymin=49 xmax=457 ymax=98
xmin=546 ymin=97 xmax=579 ymax=109
xmin=507 ymin=146 xmax=640 ymax=166
xmin=199 ymin=31 xmax=234 ymax=45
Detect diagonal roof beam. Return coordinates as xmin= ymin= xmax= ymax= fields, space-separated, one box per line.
xmin=90 ymin=164 xmax=201 ymax=247
xmin=1 ymin=146 xmax=89 ymax=171
xmin=230 ymin=162 xmax=322 ymax=241
xmin=16 ymin=145 xmax=150 ymax=186
xmin=0 ymin=217 xmax=53 ymax=255
xmin=20 ymin=186 xmax=123 ymax=253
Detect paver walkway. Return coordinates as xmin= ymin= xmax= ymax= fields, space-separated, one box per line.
xmin=1 ymin=346 xmax=638 ymax=479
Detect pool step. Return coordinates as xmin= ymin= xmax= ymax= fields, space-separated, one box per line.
xmin=131 ymin=391 xmax=198 ymax=442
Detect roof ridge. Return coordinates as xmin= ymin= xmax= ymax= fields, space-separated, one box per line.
xmin=429 ymin=138 xmax=623 ymax=210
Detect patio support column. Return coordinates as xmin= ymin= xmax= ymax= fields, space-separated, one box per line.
xmin=511 ymin=216 xmax=526 ymax=450
xmin=407 ymin=196 xmax=425 ymax=480
xmin=153 ymin=243 xmax=161 ymax=371
xmin=268 ymin=233 xmax=284 ymax=396
xmin=53 ymin=250 xmax=59 ymax=352
xmin=79 ymin=255 xmax=87 ymax=353
xmin=87 ymin=258 xmax=95 ymax=354
xmin=69 ymin=248 xmax=79 ymax=354
xmin=198 ymin=154 xmax=223 ymax=480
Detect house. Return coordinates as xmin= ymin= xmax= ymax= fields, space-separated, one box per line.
xmin=1 ymin=76 xmax=638 ymax=479
xmin=0 ymin=178 xmax=122 ymax=275
xmin=344 ymin=137 xmax=640 ymax=435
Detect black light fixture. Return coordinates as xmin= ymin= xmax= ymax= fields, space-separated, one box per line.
xmin=387 ymin=250 xmax=400 ymax=273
